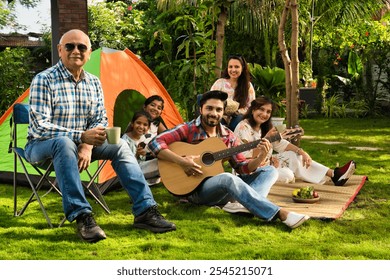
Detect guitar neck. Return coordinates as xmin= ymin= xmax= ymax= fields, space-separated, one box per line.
xmin=212 ymin=134 xmax=280 ymax=161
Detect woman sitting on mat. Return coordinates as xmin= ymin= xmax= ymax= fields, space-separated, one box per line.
xmin=234 ymin=96 xmax=356 ymax=186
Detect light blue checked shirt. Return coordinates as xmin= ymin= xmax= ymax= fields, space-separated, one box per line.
xmin=27 ymin=60 xmax=108 ymax=143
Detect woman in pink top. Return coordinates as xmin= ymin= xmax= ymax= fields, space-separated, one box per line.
xmin=210 ymin=54 xmax=255 ymax=130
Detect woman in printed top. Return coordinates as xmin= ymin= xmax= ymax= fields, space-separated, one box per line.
xmin=210 ymin=54 xmax=256 ymax=131
xmin=234 ymin=96 xmax=356 ymax=186
xmin=122 ymin=111 xmax=160 ymax=185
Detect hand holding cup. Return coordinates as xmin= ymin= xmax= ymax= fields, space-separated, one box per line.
xmin=105 ymin=127 xmax=121 ymax=144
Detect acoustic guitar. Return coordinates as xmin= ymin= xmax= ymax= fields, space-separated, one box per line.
xmin=158 ymin=128 xmax=302 ymax=196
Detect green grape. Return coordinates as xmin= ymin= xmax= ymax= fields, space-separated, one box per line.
xmin=299 ymin=186 xmax=314 ymax=198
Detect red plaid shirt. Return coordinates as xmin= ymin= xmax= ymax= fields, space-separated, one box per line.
xmin=148 ymin=116 xmax=251 ymax=174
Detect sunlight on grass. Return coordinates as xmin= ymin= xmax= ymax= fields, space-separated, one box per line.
xmin=1 ymin=118 xmax=389 ymax=260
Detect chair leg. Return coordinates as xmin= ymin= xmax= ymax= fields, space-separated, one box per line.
xmin=13 ymin=153 xmax=18 ymax=217
xmin=84 ymin=162 xmax=110 ymax=213
xmin=15 ymin=158 xmax=55 ymax=228
xmin=19 ymin=169 xmax=54 ymax=228
xmin=59 ymin=216 xmax=67 ymax=228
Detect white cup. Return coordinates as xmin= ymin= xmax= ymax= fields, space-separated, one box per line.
xmin=275 ymin=124 xmax=286 ymax=133
xmin=105 ymin=127 xmax=121 ymax=144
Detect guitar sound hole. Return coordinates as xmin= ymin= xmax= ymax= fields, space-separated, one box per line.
xmin=202 ymin=152 xmax=215 ymax=166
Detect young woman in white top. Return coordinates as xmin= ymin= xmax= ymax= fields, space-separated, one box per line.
xmin=234 ymin=96 xmax=356 ymax=186
xmin=210 ymin=54 xmax=255 ymax=130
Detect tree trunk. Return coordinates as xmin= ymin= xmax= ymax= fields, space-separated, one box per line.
xmin=278 ymin=0 xmax=300 ymax=129
xmin=278 ymin=0 xmax=292 ymax=124
xmin=215 ymin=6 xmax=228 ymax=78
xmin=290 ymin=0 xmax=299 ymax=127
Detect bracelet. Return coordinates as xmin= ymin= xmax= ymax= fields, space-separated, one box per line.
xmin=296 ymin=148 xmax=302 ymax=155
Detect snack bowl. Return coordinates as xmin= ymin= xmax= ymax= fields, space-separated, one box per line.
xmin=292 ymin=196 xmax=320 ymax=203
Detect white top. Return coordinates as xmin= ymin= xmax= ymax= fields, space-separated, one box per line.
xmin=234 ymin=119 xmax=289 ymax=158
xmin=121 ymin=134 xmax=145 ymax=162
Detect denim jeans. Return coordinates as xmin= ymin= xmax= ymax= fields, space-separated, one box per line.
xmin=25 ymin=137 xmax=156 ymax=222
xmin=228 ymin=113 xmax=244 ymax=131
xmin=221 ymin=114 xmax=244 ymax=131
xmin=188 ymin=165 xmax=280 ymax=221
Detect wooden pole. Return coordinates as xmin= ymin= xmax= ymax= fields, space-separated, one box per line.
xmin=278 ymin=0 xmax=292 ymax=125
xmin=290 ymin=0 xmax=300 ymax=127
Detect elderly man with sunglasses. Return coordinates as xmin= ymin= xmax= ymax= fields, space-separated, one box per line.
xmin=24 ymin=29 xmax=176 ymax=243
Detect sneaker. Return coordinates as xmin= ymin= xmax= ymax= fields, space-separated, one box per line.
xmin=146 ymin=177 xmax=161 ymax=186
xmin=134 ymin=205 xmax=176 ymax=233
xmin=222 ymin=202 xmax=250 ymax=214
xmin=282 ymin=212 xmax=310 ymax=229
xmin=332 ymin=160 xmax=356 ymax=186
xmin=76 ymin=213 xmax=106 ymax=243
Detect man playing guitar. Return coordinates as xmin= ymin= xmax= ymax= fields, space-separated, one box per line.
xmin=148 ymin=90 xmax=309 ymax=229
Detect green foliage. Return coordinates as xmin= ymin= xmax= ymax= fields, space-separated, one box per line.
xmin=0 ymin=0 xmax=39 ymax=30
xmin=228 ymin=0 xmax=284 ymax=67
xmin=249 ymin=63 xmax=286 ymax=117
xmin=346 ymin=97 xmax=371 ymax=118
xmin=88 ymin=1 xmax=146 ymax=52
xmin=322 ymin=95 xmax=345 ymax=118
xmin=113 ymin=90 xmax=146 ymax=133
xmin=248 ymin=63 xmax=286 ymax=98
xmin=347 ymin=51 xmax=363 ymax=80
xmin=313 ymin=19 xmax=390 ymax=116
xmin=0 ymin=47 xmax=33 ymax=115
xmin=88 ymin=0 xmax=218 ymax=119
xmin=321 ymin=94 xmax=370 ymax=118
xmin=299 ymin=60 xmax=313 ymax=84
xmin=299 ymin=103 xmax=309 ymax=119
xmin=150 ymin=2 xmax=218 ymax=119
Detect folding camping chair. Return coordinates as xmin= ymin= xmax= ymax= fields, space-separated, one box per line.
xmin=9 ymin=103 xmax=110 ymax=228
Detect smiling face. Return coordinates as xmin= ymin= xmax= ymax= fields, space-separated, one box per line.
xmin=252 ymin=103 xmax=273 ymax=126
xmin=200 ymin=98 xmax=224 ymax=128
xmin=143 ymin=100 xmax=164 ymax=121
xmin=131 ymin=115 xmax=150 ymax=138
xmin=57 ymin=30 xmax=92 ymax=74
xmin=227 ymin=58 xmax=243 ymax=79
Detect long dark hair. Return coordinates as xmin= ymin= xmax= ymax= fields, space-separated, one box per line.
xmin=144 ymin=95 xmax=165 ymax=110
xmin=143 ymin=95 xmax=167 ymax=129
xmin=243 ymin=96 xmax=276 ymax=136
xmin=221 ymin=54 xmax=250 ymax=109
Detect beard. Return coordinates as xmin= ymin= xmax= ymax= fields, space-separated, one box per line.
xmin=201 ymin=114 xmax=220 ymax=127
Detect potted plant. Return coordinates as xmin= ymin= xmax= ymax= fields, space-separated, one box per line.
xmin=271 ymin=96 xmax=286 ymax=126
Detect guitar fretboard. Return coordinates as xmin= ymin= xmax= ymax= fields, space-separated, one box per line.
xmin=211 ymin=134 xmax=281 ymax=161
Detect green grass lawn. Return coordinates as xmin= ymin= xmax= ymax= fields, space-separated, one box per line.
xmin=0 ymin=117 xmax=389 ymax=260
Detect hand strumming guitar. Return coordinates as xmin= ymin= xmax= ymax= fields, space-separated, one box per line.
xmin=180 ymin=155 xmax=203 ymax=177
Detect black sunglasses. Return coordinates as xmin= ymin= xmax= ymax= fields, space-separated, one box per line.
xmin=63 ymin=43 xmax=89 ymax=53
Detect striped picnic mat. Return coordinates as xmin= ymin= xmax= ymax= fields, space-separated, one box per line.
xmin=268 ymin=175 xmax=367 ymax=219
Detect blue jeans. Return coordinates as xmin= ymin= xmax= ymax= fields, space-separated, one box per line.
xmin=228 ymin=114 xmax=244 ymax=131
xmin=188 ymin=165 xmax=280 ymax=221
xmin=221 ymin=114 xmax=244 ymax=131
xmin=25 ymin=137 xmax=156 ymax=222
